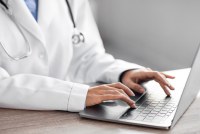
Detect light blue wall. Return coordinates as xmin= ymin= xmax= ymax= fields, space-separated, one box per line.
xmin=90 ymin=0 xmax=200 ymax=71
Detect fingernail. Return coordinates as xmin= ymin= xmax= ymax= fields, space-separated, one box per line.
xmin=131 ymin=92 xmax=135 ymax=96
xmin=169 ymin=84 xmax=175 ymax=90
xmin=131 ymin=103 xmax=136 ymax=109
xmin=139 ymin=88 xmax=144 ymax=93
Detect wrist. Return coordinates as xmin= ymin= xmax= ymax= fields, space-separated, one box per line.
xmin=119 ymin=69 xmax=134 ymax=83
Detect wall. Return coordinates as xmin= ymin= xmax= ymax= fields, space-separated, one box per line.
xmin=90 ymin=0 xmax=200 ymax=71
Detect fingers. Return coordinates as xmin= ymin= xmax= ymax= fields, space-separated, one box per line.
xmin=145 ymin=69 xmax=174 ymax=85
xmin=101 ymin=86 xmax=129 ymax=97
xmin=96 ymin=84 xmax=136 ymax=108
xmin=159 ymin=83 xmax=171 ymax=96
xmin=119 ymin=68 xmax=175 ymax=97
xmin=161 ymin=72 xmax=175 ymax=79
xmin=107 ymin=82 xmax=135 ymax=96
xmin=100 ymin=92 xmax=136 ymax=108
xmin=126 ymin=81 xmax=145 ymax=94
xmin=151 ymin=71 xmax=175 ymax=90
xmin=147 ymin=71 xmax=175 ymax=96
xmin=87 ymin=70 xmax=175 ymax=108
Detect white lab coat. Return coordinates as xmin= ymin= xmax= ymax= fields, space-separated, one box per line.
xmin=0 ymin=0 xmax=142 ymax=112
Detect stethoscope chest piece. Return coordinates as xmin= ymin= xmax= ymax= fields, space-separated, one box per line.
xmin=72 ymin=28 xmax=85 ymax=47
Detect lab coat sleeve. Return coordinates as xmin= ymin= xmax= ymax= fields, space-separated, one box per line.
xmin=67 ymin=0 xmax=144 ymax=84
xmin=0 ymin=67 xmax=89 ymax=112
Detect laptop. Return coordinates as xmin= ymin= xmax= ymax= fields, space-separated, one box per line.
xmin=79 ymin=44 xmax=200 ymax=129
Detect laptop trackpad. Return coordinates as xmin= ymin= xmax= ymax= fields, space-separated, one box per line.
xmin=79 ymin=91 xmax=146 ymax=120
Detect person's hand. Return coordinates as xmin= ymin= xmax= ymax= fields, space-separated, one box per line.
xmin=86 ymin=83 xmax=136 ymax=108
xmin=121 ymin=68 xmax=175 ymax=96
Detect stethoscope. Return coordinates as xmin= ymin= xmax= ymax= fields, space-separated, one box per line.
xmin=0 ymin=0 xmax=85 ymax=61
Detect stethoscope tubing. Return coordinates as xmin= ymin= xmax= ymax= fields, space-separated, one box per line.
xmin=65 ymin=0 xmax=76 ymax=28
xmin=0 ymin=0 xmax=85 ymax=61
xmin=0 ymin=0 xmax=8 ymax=10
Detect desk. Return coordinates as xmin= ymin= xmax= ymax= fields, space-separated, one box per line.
xmin=0 ymin=94 xmax=200 ymax=134
xmin=1 ymin=71 xmax=200 ymax=134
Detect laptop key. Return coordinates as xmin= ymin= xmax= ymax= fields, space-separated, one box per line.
xmin=145 ymin=108 xmax=153 ymax=111
xmin=149 ymin=103 xmax=157 ymax=107
xmin=135 ymin=116 xmax=145 ymax=121
xmin=141 ymin=104 xmax=149 ymax=108
xmin=157 ymin=113 xmax=166 ymax=117
xmin=168 ymin=102 xmax=175 ymax=105
xmin=140 ymin=113 xmax=148 ymax=117
xmin=151 ymin=110 xmax=159 ymax=114
xmin=155 ymin=106 xmax=163 ymax=108
xmin=157 ymin=104 xmax=166 ymax=107
xmin=171 ymin=107 xmax=176 ymax=111
xmin=165 ymin=104 xmax=173 ymax=107
xmin=151 ymin=101 xmax=159 ymax=104
xmin=166 ymin=113 xmax=171 ymax=116
xmin=172 ymin=105 xmax=177 ymax=108
xmin=137 ymin=109 xmax=145 ymax=112
xmin=144 ymin=116 xmax=154 ymax=121
xmin=147 ymin=105 xmax=155 ymax=108
xmin=154 ymin=108 xmax=162 ymax=112
xmin=162 ymin=108 xmax=170 ymax=111
xmin=147 ymin=113 xmax=157 ymax=117
xmin=138 ymin=106 xmax=146 ymax=110
xmin=142 ymin=110 xmax=151 ymax=114
xmin=163 ymin=105 xmax=171 ymax=109
xmin=160 ymin=111 xmax=168 ymax=114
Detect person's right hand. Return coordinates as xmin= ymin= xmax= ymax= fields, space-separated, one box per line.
xmin=86 ymin=82 xmax=136 ymax=108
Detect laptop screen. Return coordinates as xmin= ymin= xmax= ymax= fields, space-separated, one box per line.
xmin=171 ymin=43 xmax=200 ymax=127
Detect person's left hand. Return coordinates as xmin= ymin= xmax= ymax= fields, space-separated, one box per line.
xmin=121 ymin=68 xmax=175 ymax=96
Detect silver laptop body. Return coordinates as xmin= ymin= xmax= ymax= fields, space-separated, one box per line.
xmin=79 ymin=44 xmax=200 ymax=129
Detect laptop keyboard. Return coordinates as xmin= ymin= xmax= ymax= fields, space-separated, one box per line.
xmin=120 ymin=93 xmax=177 ymax=123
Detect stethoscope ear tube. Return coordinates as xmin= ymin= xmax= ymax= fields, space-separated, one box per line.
xmin=0 ymin=0 xmax=8 ymax=10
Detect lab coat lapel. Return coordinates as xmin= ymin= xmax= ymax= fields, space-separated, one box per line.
xmin=37 ymin=0 xmax=56 ymax=31
xmin=8 ymin=0 xmax=46 ymax=45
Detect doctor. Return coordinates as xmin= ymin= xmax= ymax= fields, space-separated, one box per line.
xmin=0 ymin=0 xmax=174 ymax=112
